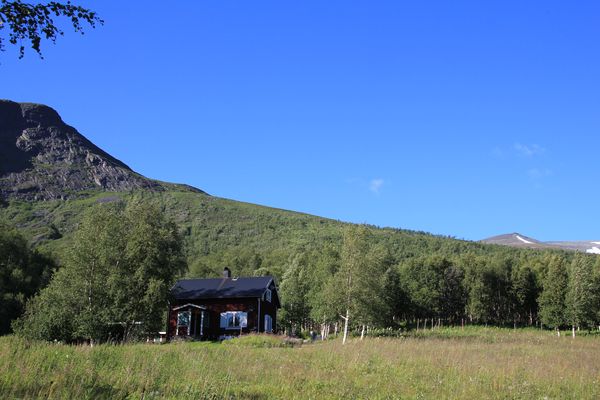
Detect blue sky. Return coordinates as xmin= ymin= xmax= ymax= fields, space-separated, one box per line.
xmin=2 ymin=1 xmax=599 ymax=241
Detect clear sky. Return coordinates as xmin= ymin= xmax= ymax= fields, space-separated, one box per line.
xmin=2 ymin=1 xmax=599 ymax=241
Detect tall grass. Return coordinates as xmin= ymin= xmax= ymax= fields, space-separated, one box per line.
xmin=1 ymin=329 xmax=599 ymax=399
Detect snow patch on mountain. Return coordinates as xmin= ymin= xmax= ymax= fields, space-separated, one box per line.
xmin=586 ymin=247 xmax=600 ymax=254
xmin=516 ymin=235 xmax=534 ymax=244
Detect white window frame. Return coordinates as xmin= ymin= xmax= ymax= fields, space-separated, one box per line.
xmin=264 ymin=314 xmax=273 ymax=333
xmin=220 ymin=311 xmax=248 ymax=330
xmin=176 ymin=311 xmax=191 ymax=336
xmin=264 ymin=288 xmax=272 ymax=303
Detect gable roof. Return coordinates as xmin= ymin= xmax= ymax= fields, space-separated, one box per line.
xmin=171 ymin=276 xmax=280 ymax=307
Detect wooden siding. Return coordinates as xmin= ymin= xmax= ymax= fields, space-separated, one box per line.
xmin=167 ymin=296 xmax=277 ymax=340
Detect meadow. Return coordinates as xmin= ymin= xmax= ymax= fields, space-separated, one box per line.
xmin=1 ymin=328 xmax=599 ymax=399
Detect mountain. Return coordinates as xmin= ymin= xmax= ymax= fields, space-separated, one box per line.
xmin=481 ymin=233 xmax=600 ymax=254
xmin=0 ymin=100 xmax=202 ymax=201
xmin=0 ymin=99 xmax=579 ymax=281
xmin=481 ymin=233 xmax=546 ymax=248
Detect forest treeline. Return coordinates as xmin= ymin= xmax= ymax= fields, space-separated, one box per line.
xmin=1 ymin=196 xmax=599 ymax=341
xmin=278 ymin=226 xmax=600 ymax=338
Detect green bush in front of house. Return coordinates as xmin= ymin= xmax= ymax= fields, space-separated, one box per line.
xmin=222 ymin=333 xmax=299 ymax=348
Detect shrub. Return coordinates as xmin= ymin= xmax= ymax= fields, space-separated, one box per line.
xmin=221 ymin=334 xmax=298 ymax=348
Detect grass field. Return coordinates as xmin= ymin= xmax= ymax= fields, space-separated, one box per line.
xmin=1 ymin=328 xmax=599 ymax=399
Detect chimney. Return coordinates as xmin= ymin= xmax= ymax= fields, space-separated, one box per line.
xmin=223 ymin=267 xmax=231 ymax=278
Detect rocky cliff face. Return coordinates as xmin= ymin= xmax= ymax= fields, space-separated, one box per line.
xmin=0 ymin=100 xmax=201 ymax=201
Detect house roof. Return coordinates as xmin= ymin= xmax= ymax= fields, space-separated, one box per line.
xmin=171 ymin=276 xmax=280 ymax=307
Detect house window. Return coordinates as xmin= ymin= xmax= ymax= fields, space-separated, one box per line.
xmin=264 ymin=314 xmax=273 ymax=333
xmin=220 ymin=311 xmax=248 ymax=329
xmin=177 ymin=311 xmax=191 ymax=335
xmin=264 ymin=289 xmax=272 ymax=303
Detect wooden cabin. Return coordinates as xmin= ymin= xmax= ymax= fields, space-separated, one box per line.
xmin=166 ymin=268 xmax=280 ymax=340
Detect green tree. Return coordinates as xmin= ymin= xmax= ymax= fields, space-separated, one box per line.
xmin=334 ymin=225 xmax=373 ymax=344
xmin=353 ymin=243 xmax=389 ymax=335
xmin=380 ymin=266 xmax=410 ymax=327
xmin=15 ymin=200 xmax=186 ymax=342
xmin=107 ymin=200 xmax=186 ymax=341
xmin=0 ymin=0 xmax=102 ymax=57
xmin=0 ymin=222 xmax=54 ymax=334
xmin=440 ymin=262 xmax=467 ymax=324
xmin=594 ymin=257 xmax=600 ymax=326
xmin=401 ymin=255 xmax=465 ymax=325
xmin=539 ymin=255 xmax=568 ymax=335
xmin=565 ymin=255 xmax=596 ymax=337
xmin=279 ymin=253 xmax=311 ymax=335
xmin=464 ymin=256 xmax=514 ymax=325
xmin=511 ymin=264 xmax=539 ymax=326
xmin=308 ymin=243 xmax=341 ymax=338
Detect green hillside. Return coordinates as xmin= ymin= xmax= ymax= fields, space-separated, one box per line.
xmin=2 ymin=188 xmax=562 ymax=282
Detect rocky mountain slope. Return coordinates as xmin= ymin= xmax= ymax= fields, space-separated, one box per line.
xmin=0 ymin=100 xmax=201 ymax=201
xmin=482 ymin=233 xmax=600 ymax=254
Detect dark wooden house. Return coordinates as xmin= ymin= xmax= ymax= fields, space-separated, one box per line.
xmin=166 ymin=268 xmax=281 ymax=340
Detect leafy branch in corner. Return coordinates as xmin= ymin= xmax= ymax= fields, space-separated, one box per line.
xmin=0 ymin=0 xmax=102 ymax=58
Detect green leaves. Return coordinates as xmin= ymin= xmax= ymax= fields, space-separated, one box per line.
xmin=279 ymin=253 xmax=312 ymax=333
xmin=0 ymin=221 xmax=54 ymax=334
xmin=565 ymin=255 xmax=597 ymax=329
xmin=539 ymin=256 xmax=568 ymax=329
xmin=15 ymin=199 xmax=186 ymax=342
xmin=400 ymin=255 xmax=466 ymax=322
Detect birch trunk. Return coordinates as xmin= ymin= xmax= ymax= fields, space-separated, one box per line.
xmin=572 ymin=325 xmax=576 ymax=338
xmin=342 ymin=309 xmax=349 ymax=345
xmin=360 ymin=324 xmax=365 ymax=340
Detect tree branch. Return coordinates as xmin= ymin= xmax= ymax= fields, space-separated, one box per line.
xmin=0 ymin=0 xmax=102 ymax=58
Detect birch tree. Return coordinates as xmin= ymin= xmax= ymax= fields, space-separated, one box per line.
xmin=108 ymin=200 xmax=186 ymax=341
xmin=280 ymin=253 xmax=311 ymax=335
xmin=539 ymin=256 xmax=568 ymax=336
xmin=511 ymin=265 xmax=539 ymax=326
xmin=566 ymin=255 xmax=596 ymax=337
xmin=380 ymin=266 xmax=410 ymax=328
xmin=308 ymin=244 xmax=341 ymax=339
xmin=16 ymin=200 xmax=185 ymax=343
xmin=337 ymin=225 xmax=370 ymax=344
